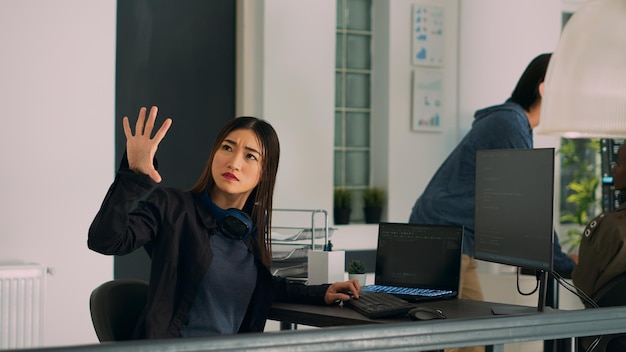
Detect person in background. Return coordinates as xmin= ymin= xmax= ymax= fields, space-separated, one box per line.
xmin=88 ymin=106 xmax=360 ymax=339
xmin=573 ymin=142 xmax=626 ymax=300
xmin=408 ymin=53 xmax=576 ymax=352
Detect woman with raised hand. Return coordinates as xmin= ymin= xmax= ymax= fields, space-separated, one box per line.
xmin=88 ymin=106 xmax=359 ymax=339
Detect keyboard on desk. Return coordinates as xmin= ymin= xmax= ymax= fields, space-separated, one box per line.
xmin=362 ymin=284 xmax=454 ymax=302
xmin=344 ymin=291 xmax=415 ymax=319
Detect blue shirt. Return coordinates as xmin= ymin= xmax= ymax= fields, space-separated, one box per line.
xmin=180 ymin=232 xmax=257 ymax=337
xmin=409 ymin=101 xmax=575 ymax=274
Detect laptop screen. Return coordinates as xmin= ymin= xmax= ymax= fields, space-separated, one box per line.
xmin=375 ymin=223 xmax=463 ymax=292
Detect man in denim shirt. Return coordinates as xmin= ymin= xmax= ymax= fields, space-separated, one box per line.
xmin=409 ymin=53 xmax=575 ymax=317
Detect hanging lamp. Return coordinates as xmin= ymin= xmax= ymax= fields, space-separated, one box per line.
xmin=537 ymin=0 xmax=626 ymax=138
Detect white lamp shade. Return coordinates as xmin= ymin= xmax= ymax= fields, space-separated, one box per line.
xmin=537 ymin=0 xmax=626 ymax=138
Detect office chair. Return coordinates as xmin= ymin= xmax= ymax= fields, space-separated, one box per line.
xmin=89 ymin=279 xmax=149 ymax=341
xmin=579 ymin=272 xmax=626 ymax=352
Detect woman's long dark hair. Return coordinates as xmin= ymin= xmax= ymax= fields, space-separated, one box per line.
xmin=509 ymin=53 xmax=552 ymax=111
xmin=189 ymin=117 xmax=280 ymax=266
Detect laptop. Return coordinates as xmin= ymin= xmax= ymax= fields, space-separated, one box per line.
xmin=361 ymin=222 xmax=463 ymax=302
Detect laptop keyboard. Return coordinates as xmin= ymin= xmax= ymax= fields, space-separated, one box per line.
xmin=344 ymin=291 xmax=415 ymax=319
xmin=362 ymin=285 xmax=453 ymax=297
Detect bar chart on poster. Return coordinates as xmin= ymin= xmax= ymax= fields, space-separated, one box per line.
xmin=411 ymin=69 xmax=443 ymax=132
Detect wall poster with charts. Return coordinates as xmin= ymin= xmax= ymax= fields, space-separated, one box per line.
xmin=411 ymin=3 xmax=445 ymax=132
xmin=411 ymin=69 xmax=443 ymax=132
xmin=411 ymin=3 xmax=444 ymax=67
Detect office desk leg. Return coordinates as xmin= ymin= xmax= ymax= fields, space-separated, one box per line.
xmin=486 ymin=344 xmax=505 ymax=352
xmin=280 ymin=322 xmax=297 ymax=330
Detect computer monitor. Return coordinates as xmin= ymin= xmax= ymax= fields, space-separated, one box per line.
xmin=474 ymin=148 xmax=555 ymax=312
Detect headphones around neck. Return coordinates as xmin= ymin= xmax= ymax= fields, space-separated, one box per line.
xmin=200 ymin=192 xmax=255 ymax=240
xmin=618 ymin=189 xmax=626 ymax=206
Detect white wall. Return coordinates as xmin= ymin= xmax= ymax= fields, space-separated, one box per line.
xmin=262 ymin=0 xmax=336 ymax=213
xmin=0 ymin=0 xmax=115 ymax=347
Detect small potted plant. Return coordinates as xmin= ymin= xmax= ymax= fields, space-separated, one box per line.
xmin=362 ymin=187 xmax=385 ymax=224
xmin=347 ymin=259 xmax=367 ymax=286
xmin=333 ymin=188 xmax=352 ymax=225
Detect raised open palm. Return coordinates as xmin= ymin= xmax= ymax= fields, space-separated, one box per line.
xmin=122 ymin=106 xmax=172 ymax=183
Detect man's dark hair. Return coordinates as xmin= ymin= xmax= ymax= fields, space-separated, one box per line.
xmin=509 ymin=53 xmax=552 ymax=111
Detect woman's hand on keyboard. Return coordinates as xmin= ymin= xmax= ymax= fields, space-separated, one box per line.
xmin=324 ymin=279 xmax=361 ymax=304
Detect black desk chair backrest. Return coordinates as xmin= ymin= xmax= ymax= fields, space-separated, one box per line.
xmin=580 ymin=272 xmax=626 ymax=352
xmin=592 ymin=272 xmax=626 ymax=308
xmin=89 ymin=279 xmax=149 ymax=342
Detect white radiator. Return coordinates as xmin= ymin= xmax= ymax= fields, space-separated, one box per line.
xmin=0 ymin=263 xmax=46 ymax=349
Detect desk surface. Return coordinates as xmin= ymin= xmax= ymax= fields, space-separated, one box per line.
xmin=269 ymin=298 xmax=544 ymax=327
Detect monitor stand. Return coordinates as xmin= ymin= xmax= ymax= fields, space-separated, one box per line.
xmin=491 ymin=270 xmax=551 ymax=315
